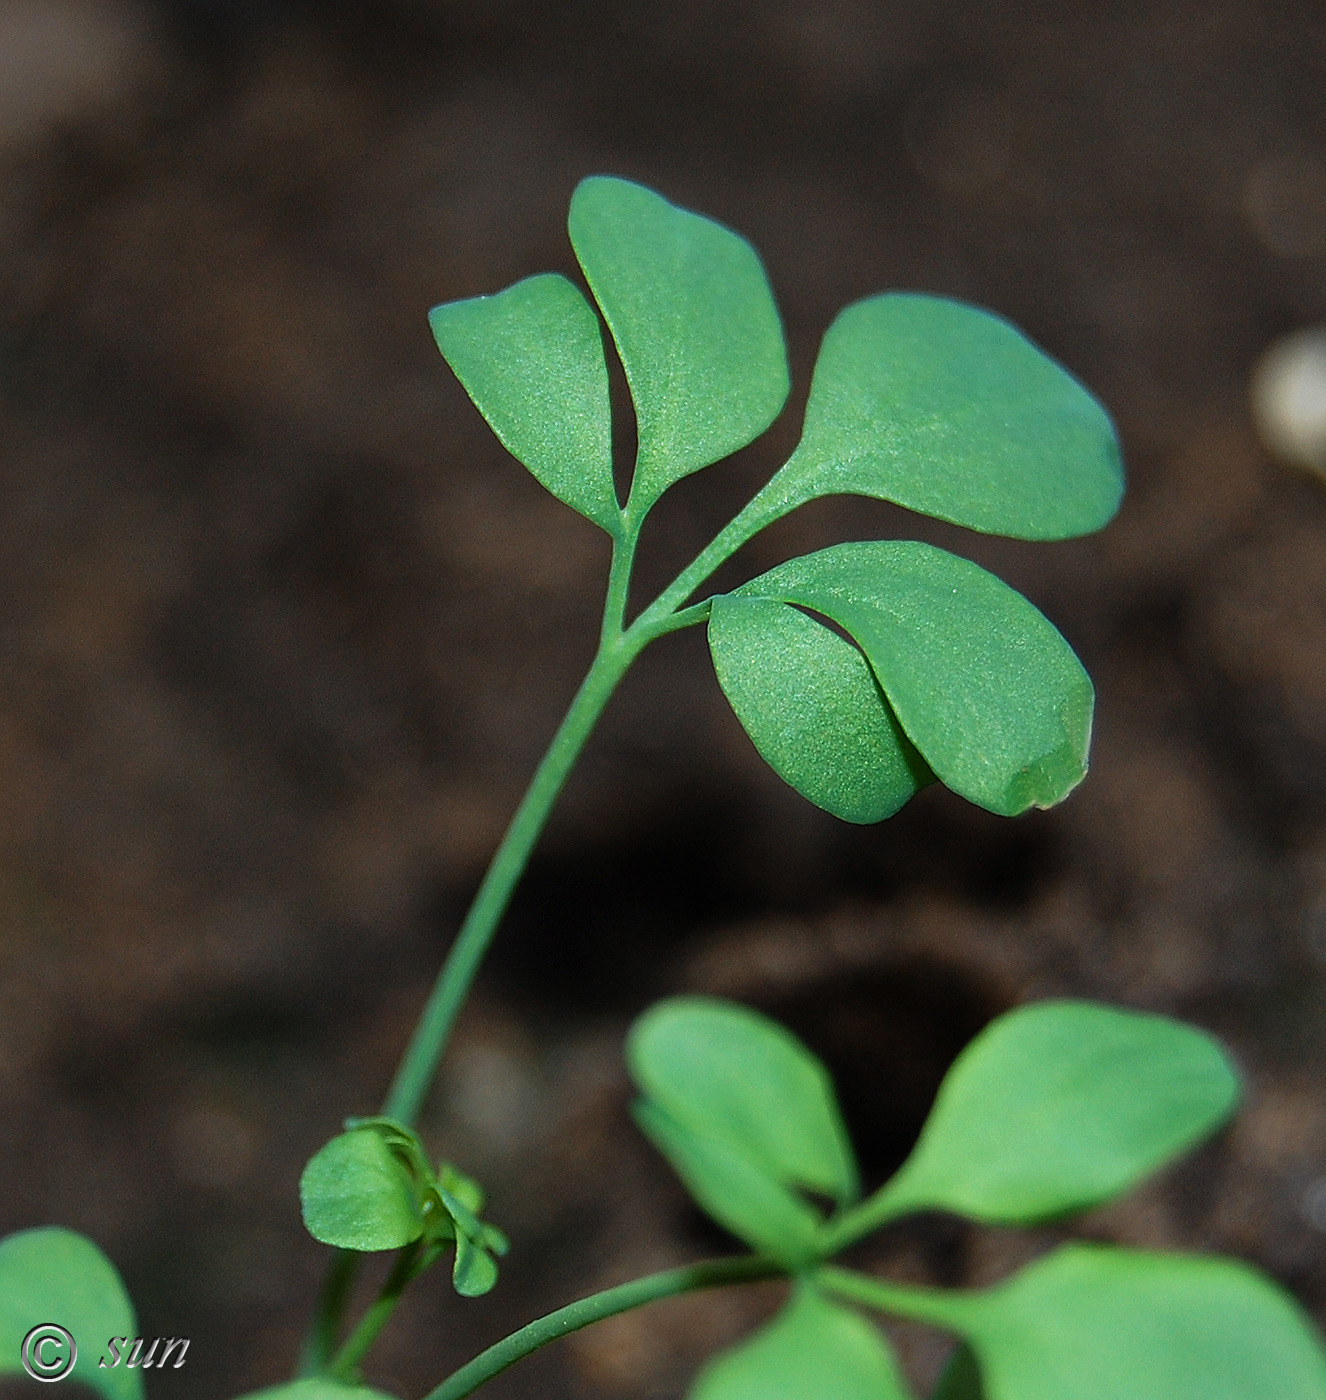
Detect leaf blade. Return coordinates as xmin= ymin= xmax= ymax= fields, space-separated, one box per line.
xmin=766 ymin=294 xmax=1123 ymax=540
xmin=877 ymin=1001 xmax=1240 ymax=1224
xmin=709 ymin=594 xmax=931 ymax=823
xmin=959 ymin=1244 xmax=1326 ymax=1400
xmin=0 ymin=1227 xmax=143 ymax=1400
xmin=568 ymin=177 xmax=789 ymax=515
xmin=690 ymin=1288 xmax=912 ymax=1400
xmin=632 ymin=1099 xmax=823 ymax=1266
xmin=300 ymin=1128 xmax=424 ymax=1252
xmin=451 ymin=1232 xmax=499 ymax=1298
xmin=737 ymin=541 xmax=1093 ymax=816
xmin=629 ymin=997 xmax=858 ymax=1205
xmin=429 ymin=272 xmax=619 ymax=533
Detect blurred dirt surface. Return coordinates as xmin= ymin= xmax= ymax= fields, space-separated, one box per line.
xmin=1 ymin=1 xmax=1326 ymax=1397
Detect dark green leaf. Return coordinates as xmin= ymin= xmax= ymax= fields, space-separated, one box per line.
xmin=872 ymin=1001 xmax=1239 ymax=1224
xmin=300 ymin=1128 xmax=423 ymax=1252
xmin=568 ymin=177 xmax=789 ymax=515
xmin=628 ymin=998 xmax=858 ymax=1205
xmin=763 ymin=294 xmax=1122 ymax=541
xmin=735 ymin=541 xmax=1092 ymax=816
xmin=632 ymin=1099 xmax=823 ymax=1266
xmin=0 ymin=1227 xmax=142 ymax=1400
xmin=237 ymin=1382 xmax=397 ymax=1399
xmin=708 ymin=594 xmax=931 ymax=823
xmin=931 ymin=1345 xmax=984 ymax=1400
xmin=690 ymin=1288 xmax=911 ymax=1400
xmin=429 ymin=273 xmax=619 ymax=534
xmin=949 ymin=1245 xmax=1326 ymax=1400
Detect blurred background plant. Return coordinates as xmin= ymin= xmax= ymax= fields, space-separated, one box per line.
xmin=1 ymin=2 xmax=1325 ymax=1397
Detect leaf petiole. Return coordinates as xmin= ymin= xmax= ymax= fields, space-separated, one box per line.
xmin=328 ymin=1241 xmax=437 ymax=1381
xmin=425 ymin=1255 xmax=782 ymax=1400
xmin=814 ymin=1264 xmax=973 ymax=1333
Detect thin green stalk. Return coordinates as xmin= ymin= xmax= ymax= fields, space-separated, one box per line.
xmin=601 ymin=517 xmax=638 ymax=644
xmin=298 ymin=1249 xmax=359 ymax=1376
xmin=635 ymin=475 xmax=791 ymax=630
xmin=330 ymin=1242 xmax=434 ymax=1379
xmin=425 ymin=1256 xmax=782 ymax=1400
xmin=816 ymin=1179 xmax=919 ymax=1256
xmin=380 ymin=630 xmax=639 ymax=1126
xmin=381 ymin=518 xmax=703 ymax=1127
xmin=815 ymin=1265 xmax=973 ymax=1332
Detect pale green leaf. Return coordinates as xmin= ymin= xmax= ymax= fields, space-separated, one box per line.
xmin=873 ymin=1002 xmax=1239 ymax=1225
xmin=948 ymin=1245 xmax=1326 ymax=1400
xmin=736 ymin=541 xmax=1092 ymax=816
xmin=690 ymin=1288 xmax=911 ymax=1400
xmin=429 ymin=273 xmax=619 ymax=534
xmin=299 ymin=1128 xmax=423 ymax=1252
xmin=708 ymin=594 xmax=931 ymax=823
xmin=629 ymin=998 xmax=858 ymax=1205
xmin=568 ymin=177 xmax=789 ymax=515
xmin=0 ymin=1227 xmax=143 ymax=1400
xmin=762 ymin=294 xmax=1122 ymax=541
xmin=632 ymin=1099 xmax=823 ymax=1267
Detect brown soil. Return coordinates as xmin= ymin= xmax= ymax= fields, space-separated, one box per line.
xmin=1 ymin=2 xmax=1325 ymax=1396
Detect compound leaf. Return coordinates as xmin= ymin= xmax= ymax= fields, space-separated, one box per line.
xmin=736 ymin=541 xmax=1092 ymax=816
xmin=0 ymin=1226 xmax=143 ymax=1400
xmin=629 ymin=997 xmax=858 ymax=1205
xmin=632 ymin=1098 xmax=823 ymax=1267
xmin=873 ymin=1001 xmax=1239 ymax=1225
xmin=429 ymin=273 xmax=619 ymax=534
xmin=690 ymin=1288 xmax=911 ymax=1400
xmin=763 ymin=294 xmax=1122 ymax=541
xmin=300 ymin=1127 xmax=423 ymax=1252
xmin=569 ymin=177 xmax=788 ymax=516
xmin=708 ymin=593 xmax=931 ymax=823
xmin=948 ymin=1245 xmax=1326 ymax=1400
xmin=238 ymin=1382 xmax=397 ymax=1399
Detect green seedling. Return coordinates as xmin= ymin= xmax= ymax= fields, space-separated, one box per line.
xmin=2 ymin=176 xmax=1321 ymax=1400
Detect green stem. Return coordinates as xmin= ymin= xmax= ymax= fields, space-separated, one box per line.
xmin=601 ymin=518 xmax=638 ymax=643
xmin=384 ymin=461 xmax=799 ymax=1128
xmin=298 ymin=1249 xmax=360 ymax=1376
xmin=380 ymin=628 xmax=641 ymax=1126
xmin=330 ymin=1242 xmax=434 ymax=1379
xmin=424 ymin=1256 xmax=782 ymax=1400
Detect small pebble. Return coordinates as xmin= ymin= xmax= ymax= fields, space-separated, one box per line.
xmin=1251 ymin=327 xmax=1326 ymax=477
